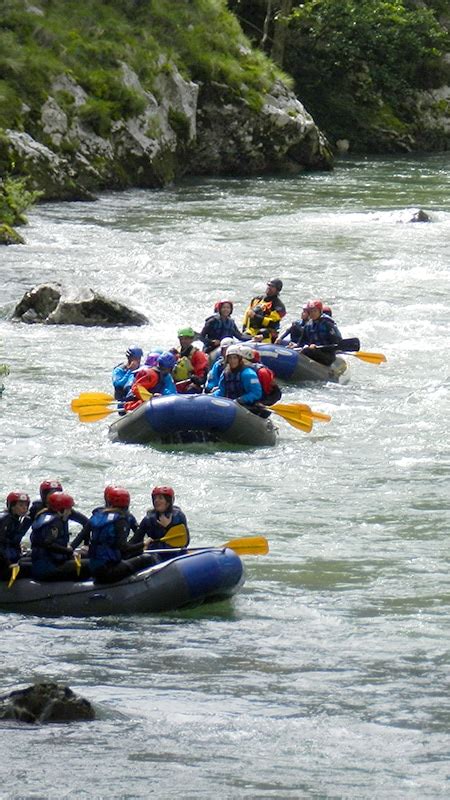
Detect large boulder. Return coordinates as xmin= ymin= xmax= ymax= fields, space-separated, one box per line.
xmin=13 ymin=283 xmax=148 ymax=326
xmin=0 ymin=683 xmax=95 ymax=723
xmin=189 ymin=78 xmax=333 ymax=175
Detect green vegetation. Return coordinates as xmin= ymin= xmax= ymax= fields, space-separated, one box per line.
xmin=230 ymin=0 xmax=450 ymax=150
xmin=0 ymin=0 xmax=280 ymax=136
xmin=0 ymin=176 xmax=41 ymax=227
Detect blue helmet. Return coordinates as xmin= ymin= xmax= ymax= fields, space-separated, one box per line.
xmin=126 ymin=346 xmax=143 ymax=360
xmin=157 ymin=352 xmax=177 ymax=371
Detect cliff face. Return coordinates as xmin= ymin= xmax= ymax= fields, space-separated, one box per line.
xmin=0 ymin=1 xmax=332 ymax=207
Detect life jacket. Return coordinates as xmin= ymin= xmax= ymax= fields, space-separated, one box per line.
xmin=31 ymin=513 xmax=69 ymax=568
xmin=223 ymin=368 xmax=244 ymax=400
xmin=173 ymin=347 xmax=196 ymax=382
xmin=0 ymin=511 xmax=23 ymax=563
xmin=88 ymin=509 xmax=124 ymax=569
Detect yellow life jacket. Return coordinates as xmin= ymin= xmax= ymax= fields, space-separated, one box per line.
xmin=173 ymin=354 xmax=193 ymax=382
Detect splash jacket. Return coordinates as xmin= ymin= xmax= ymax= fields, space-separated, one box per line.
xmin=136 ymin=506 xmax=190 ymax=549
xmin=173 ymin=345 xmax=209 ymax=384
xmin=0 ymin=510 xmax=25 ymax=566
xmin=243 ymin=294 xmax=286 ymax=342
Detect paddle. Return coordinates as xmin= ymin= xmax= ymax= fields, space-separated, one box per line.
xmin=344 ymin=350 xmax=386 ymax=364
xmin=7 ymin=563 xmax=20 ymax=589
xmin=158 ymin=523 xmax=189 ymax=548
xmin=145 ymin=535 xmax=269 ymax=557
xmin=294 ymin=337 xmax=386 ymax=365
xmin=77 ymin=406 xmax=120 ymax=423
xmin=272 ymin=402 xmax=331 ymax=423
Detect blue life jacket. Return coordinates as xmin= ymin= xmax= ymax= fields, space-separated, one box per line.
xmin=88 ymin=510 xmax=125 ymax=570
xmin=205 ymin=357 xmax=225 ymax=392
xmin=218 ymin=366 xmax=262 ymax=404
xmin=302 ymin=316 xmax=342 ymax=347
xmin=201 ymin=315 xmax=243 ymax=348
xmin=0 ymin=511 xmax=23 ymax=563
xmin=31 ymin=512 xmax=69 ymax=576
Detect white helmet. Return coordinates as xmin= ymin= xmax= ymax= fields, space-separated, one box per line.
xmin=220 ymin=337 xmax=234 ymax=349
xmin=237 ymin=344 xmax=255 ymax=362
xmin=226 ymin=344 xmax=242 ymax=358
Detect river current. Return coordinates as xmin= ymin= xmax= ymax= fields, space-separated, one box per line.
xmin=1 ymin=154 xmax=449 ymax=798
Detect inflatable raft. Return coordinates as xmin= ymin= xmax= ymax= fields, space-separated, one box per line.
xmin=109 ymin=394 xmax=278 ymax=446
xmin=0 ymin=548 xmax=244 ymax=616
xmin=254 ymin=344 xmax=350 ymax=384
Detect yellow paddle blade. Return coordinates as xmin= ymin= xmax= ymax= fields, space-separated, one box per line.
xmin=78 ymin=406 xmax=119 ymax=423
xmin=71 ymin=392 xmax=115 ymax=409
xmin=73 ymin=554 xmax=81 ymax=577
xmin=222 ymin=536 xmax=269 ymax=556
xmin=348 ymin=351 xmax=386 ymax=364
xmin=160 ymin=523 xmax=189 ymax=548
xmin=136 ymin=386 xmax=153 ymax=401
xmin=273 ymin=403 xmax=331 ymax=423
xmin=75 ymin=392 xmax=115 ymax=405
xmin=7 ymin=564 xmax=20 ymax=589
xmin=269 ymin=406 xmax=313 ymax=432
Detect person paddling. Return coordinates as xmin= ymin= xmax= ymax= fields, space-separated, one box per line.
xmin=123 ymin=352 xmax=178 ymax=411
xmin=297 ymin=299 xmax=342 ymax=365
xmin=212 ymin=344 xmax=263 ymax=415
xmin=0 ymin=492 xmax=31 ymax=582
xmin=30 ymin=492 xmax=90 ymax=581
xmin=276 ymin=305 xmax=310 ymax=346
xmin=134 ymin=486 xmax=189 ymax=551
xmin=84 ymin=487 xmax=151 ymax=584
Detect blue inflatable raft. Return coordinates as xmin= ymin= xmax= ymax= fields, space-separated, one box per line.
xmin=108 ymin=394 xmax=278 ymax=446
xmin=254 ymin=344 xmax=350 ymax=384
xmin=0 ymin=549 xmax=244 ymax=616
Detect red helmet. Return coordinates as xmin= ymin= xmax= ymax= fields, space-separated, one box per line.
xmin=252 ymin=350 xmax=261 ymax=363
xmin=47 ymin=492 xmax=74 ymax=513
xmin=214 ymin=299 xmax=234 ymax=314
xmin=104 ymin=486 xmax=130 ymax=509
xmin=6 ymin=491 xmax=30 ymax=510
xmin=306 ymin=299 xmax=323 ymax=313
xmin=322 ymin=305 xmax=332 ymax=316
xmin=39 ymin=479 xmax=63 ymax=501
xmin=152 ymin=486 xmax=175 ymax=504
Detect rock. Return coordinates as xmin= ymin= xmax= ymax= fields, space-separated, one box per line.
xmin=13 ymin=283 xmax=148 ymax=326
xmin=409 ymin=209 xmax=431 ymax=222
xmin=189 ymin=78 xmax=333 ymax=175
xmin=0 ymin=224 xmax=25 ymax=245
xmin=0 ymin=683 xmax=95 ymax=723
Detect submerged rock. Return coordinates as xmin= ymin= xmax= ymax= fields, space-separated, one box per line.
xmin=0 ymin=683 xmax=95 ymax=723
xmin=13 ymin=283 xmax=148 ymax=326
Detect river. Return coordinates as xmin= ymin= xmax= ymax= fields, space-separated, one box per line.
xmin=1 ymin=153 xmax=449 ymax=798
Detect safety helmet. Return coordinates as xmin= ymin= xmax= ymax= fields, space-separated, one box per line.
xmin=145 ymin=348 xmax=164 ymax=367
xmin=157 ymin=352 xmax=177 ymax=371
xmin=104 ymin=486 xmax=130 ymax=509
xmin=220 ymin=337 xmax=234 ymax=349
xmin=238 ymin=344 xmax=255 ymax=362
xmin=39 ymin=480 xmax=63 ymax=501
xmin=267 ymin=278 xmax=283 ymax=292
xmin=177 ymin=327 xmax=196 ymax=339
xmin=306 ymin=299 xmax=323 ymax=313
xmin=152 ymin=486 xmax=175 ymax=505
xmin=252 ymin=350 xmax=261 ymax=363
xmin=47 ymin=492 xmax=74 ymax=513
xmin=126 ymin=346 xmax=143 ymax=360
xmin=6 ymin=491 xmax=30 ymax=510
xmin=322 ymin=305 xmax=332 ymax=316
xmin=226 ymin=344 xmax=243 ymax=358
xmin=214 ymin=299 xmax=234 ymax=314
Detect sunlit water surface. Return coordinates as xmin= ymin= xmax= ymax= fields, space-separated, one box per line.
xmin=1 ymin=154 xmax=449 ymax=798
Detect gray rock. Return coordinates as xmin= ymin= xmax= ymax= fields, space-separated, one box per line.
xmin=0 ymin=683 xmax=94 ymax=723
xmin=409 ymin=209 xmax=431 ymax=223
xmin=189 ymin=78 xmax=332 ymax=175
xmin=13 ymin=283 xmax=148 ymax=327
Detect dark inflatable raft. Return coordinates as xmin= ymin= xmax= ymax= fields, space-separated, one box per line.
xmin=0 ymin=549 xmax=244 ymax=616
xmin=254 ymin=344 xmax=350 ymax=384
xmin=108 ymin=394 xmax=278 ymax=446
